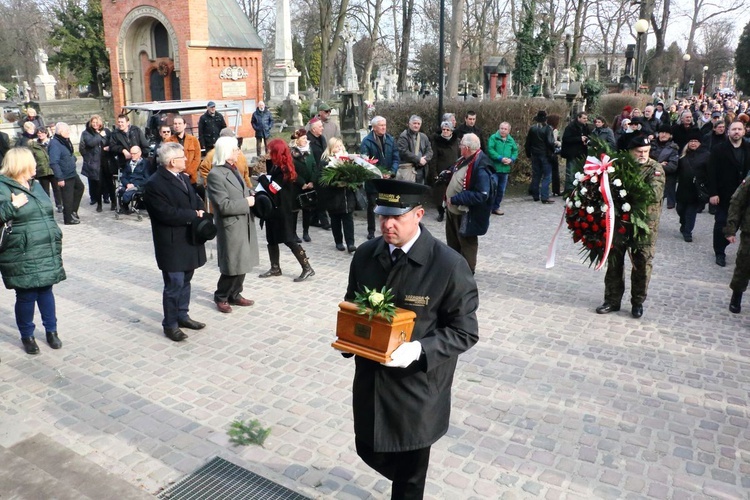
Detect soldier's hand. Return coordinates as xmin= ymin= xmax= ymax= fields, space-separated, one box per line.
xmin=727 ymin=235 xmax=736 ymax=244
xmin=709 ymin=196 xmax=719 ymax=205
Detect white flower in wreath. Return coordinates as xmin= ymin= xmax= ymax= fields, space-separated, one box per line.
xmin=574 ymin=172 xmax=583 ymax=180
xmin=586 ymin=206 xmax=595 ymax=214
xmin=580 ymin=187 xmax=587 ymax=195
xmin=574 ymin=200 xmax=582 ymax=208
xmin=613 ymin=179 xmax=622 ymax=187
xmin=601 ymin=205 xmax=609 ymax=212
xmin=591 ymin=175 xmax=599 ymax=184
xmin=607 ymin=166 xmax=615 ymax=173
xmin=619 ymin=189 xmax=627 ymax=197
xmin=622 ymin=202 xmax=631 ymax=212
xmin=573 ymin=179 xmax=579 ymax=186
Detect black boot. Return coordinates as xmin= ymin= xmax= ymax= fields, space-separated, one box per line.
xmin=259 ymin=244 xmax=282 ymax=277
xmin=292 ymin=246 xmax=315 ymax=282
xmin=110 ymin=201 xmax=117 ymax=211
xmin=730 ymin=290 xmax=742 ymax=314
xmin=96 ymin=201 xmax=103 ymax=213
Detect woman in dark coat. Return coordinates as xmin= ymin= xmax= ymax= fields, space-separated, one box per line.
xmin=258 ymin=138 xmax=314 ymax=282
xmin=290 ymin=128 xmax=316 ymax=243
xmin=79 ymin=115 xmax=108 ymax=212
xmin=206 ymin=136 xmax=259 ymax=312
xmin=430 ymin=121 xmax=460 ymax=221
xmin=321 ymin=137 xmax=358 ymax=253
xmin=676 ymin=130 xmax=710 ymax=242
xmin=0 ymin=148 xmax=66 ymax=354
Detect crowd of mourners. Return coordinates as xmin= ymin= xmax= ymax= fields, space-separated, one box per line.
xmin=0 ymin=90 xmax=748 ymax=356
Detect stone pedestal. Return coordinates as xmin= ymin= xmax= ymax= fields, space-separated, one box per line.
xmin=34 ymin=76 xmax=56 ymax=102
xmin=268 ymin=62 xmax=301 ymax=107
xmin=340 ymin=91 xmax=366 ymax=151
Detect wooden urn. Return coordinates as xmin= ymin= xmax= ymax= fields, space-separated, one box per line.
xmin=332 ymin=301 xmax=417 ymax=363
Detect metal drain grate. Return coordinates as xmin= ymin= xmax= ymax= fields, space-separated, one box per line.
xmin=157 ymin=457 xmax=311 ymax=500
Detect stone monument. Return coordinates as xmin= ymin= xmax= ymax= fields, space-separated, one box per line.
xmin=342 ymin=24 xmax=359 ymax=92
xmin=339 ymin=22 xmax=366 ymax=150
xmin=33 ymin=49 xmax=57 ymax=102
xmin=268 ymin=0 xmax=301 ymax=106
xmin=34 ymin=49 xmax=57 ymax=102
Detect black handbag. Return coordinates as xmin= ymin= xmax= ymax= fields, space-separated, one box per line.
xmin=297 ymin=189 xmax=318 ymax=210
xmin=694 ymin=177 xmax=710 ymax=203
xmin=0 ymin=220 xmax=13 ymax=252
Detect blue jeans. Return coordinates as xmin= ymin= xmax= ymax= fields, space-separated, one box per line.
xmin=492 ymin=173 xmax=509 ymax=211
xmin=531 ymin=156 xmax=552 ymax=201
xmin=15 ymin=286 xmax=57 ymax=338
xmin=162 ymin=270 xmax=194 ymax=328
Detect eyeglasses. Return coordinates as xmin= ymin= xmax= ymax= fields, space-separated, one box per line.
xmin=172 ymin=156 xmax=186 ymax=161
xmin=160 ymin=130 xmax=171 ymax=135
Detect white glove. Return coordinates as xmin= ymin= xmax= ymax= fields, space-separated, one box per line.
xmin=382 ymin=341 xmax=422 ymax=368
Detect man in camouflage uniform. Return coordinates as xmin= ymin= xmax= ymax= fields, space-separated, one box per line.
xmin=723 ymin=174 xmax=750 ymax=314
xmin=596 ymin=135 xmax=666 ymax=318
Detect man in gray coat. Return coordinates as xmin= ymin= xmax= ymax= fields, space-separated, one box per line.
xmin=397 ymin=115 xmax=433 ymax=184
xmin=206 ymin=136 xmax=259 ymax=313
xmin=344 ymin=179 xmax=479 ymax=499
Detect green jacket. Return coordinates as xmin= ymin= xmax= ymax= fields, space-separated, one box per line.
xmin=486 ymin=132 xmax=518 ymax=174
xmin=0 ymin=175 xmax=65 ymax=290
xmin=724 ymin=176 xmax=750 ymax=237
xmin=28 ymin=141 xmax=52 ymax=178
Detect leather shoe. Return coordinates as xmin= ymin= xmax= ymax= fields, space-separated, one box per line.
xmin=64 ymin=219 xmax=80 ymax=225
xmin=46 ymin=331 xmax=62 ymax=349
xmin=367 ymin=232 xmax=375 ymax=240
xmin=22 ymin=336 xmax=40 ymax=355
xmin=303 ymin=232 xmax=311 ymax=242
xmin=541 ymin=199 xmax=555 ymax=204
xmin=347 ymin=245 xmax=357 ymax=253
xmin=178 ymin=317 xmax=206 ymax=330
xmin=716 ymin=254 xmax=726 ymax=267
xmin=492 ymin=210 xmax=505 ymax=215
xmin=336 ymin=243 xmax=345 ymax=251
xmin=631 ymin=304 xmax=644 ymax=318
xmin=215 ymin=301 xmax=232 ymax=313
xmin=321 ymin=223 xmax=331 ymax=230
xmin=164 ymin=327 xmax=188 ymax=342
xmin=595 ymin=302 xmax=620 ymax=314
xmin=436 ymin=213 xmax=444 ymax=222
xmin=228 ymin=296 xmax=254 ymax=307
xmin=71 ymin=212 xmax=80 ymax=221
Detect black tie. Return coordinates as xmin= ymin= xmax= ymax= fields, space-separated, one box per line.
xmin=179 ymin=174 xmax=189 ymax=191
xmin=391 ymin=248 xmax=404 ymax=263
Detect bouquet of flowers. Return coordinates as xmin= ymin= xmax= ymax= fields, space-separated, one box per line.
xmin=353 ymin=286 xmax=397 ymax=323
xmin=547 ymin=141 xmax=656 ymax=269
xmin=319 ymin=155 xmax=384 ymax=190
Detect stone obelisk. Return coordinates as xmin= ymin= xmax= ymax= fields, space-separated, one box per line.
xmin=267 ymin=0 xmax=300 ymax=107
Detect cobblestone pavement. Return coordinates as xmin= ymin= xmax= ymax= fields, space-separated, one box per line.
xmin=0 ymin=189 xmax=748 ymax=499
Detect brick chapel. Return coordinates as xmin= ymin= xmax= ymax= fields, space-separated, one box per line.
xmin=101 ymin=0 xmax=264 ymax=137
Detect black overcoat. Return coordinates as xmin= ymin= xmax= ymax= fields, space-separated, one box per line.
xmin=707 ymin=141 xmax=750 ymax=208
xmin=143 ymin=167 xmax=207 ymax=272
xmin=345 ymin=226 xmax=479 ymax=452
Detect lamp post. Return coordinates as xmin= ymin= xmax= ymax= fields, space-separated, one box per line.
xmin=633 ymin=19 xmax=649 ymax=94
xmin=682 ymin=53 xmax=691 ymax=94
xmin=701 ymin=65 xmax=708 ymax=99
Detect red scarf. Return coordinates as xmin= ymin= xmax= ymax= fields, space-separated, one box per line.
xmin=460 ymin=150 xmax=480 ymax=190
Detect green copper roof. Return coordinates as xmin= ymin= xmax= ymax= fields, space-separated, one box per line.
xmin=208 ymin=0 xmax=265 ymax=50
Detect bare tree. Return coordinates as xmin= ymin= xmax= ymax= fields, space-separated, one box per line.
xmin=680 ymin=0 xmax=744 ymax=56
xmin=445 ymin=0 xmax=465 ymax=97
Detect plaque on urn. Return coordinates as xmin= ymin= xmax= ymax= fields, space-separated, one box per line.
xmin=332 ymin=301 xmax=416 ymax=363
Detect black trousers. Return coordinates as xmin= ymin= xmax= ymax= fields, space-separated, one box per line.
xmin=61 ymin=175 xmax=84 ymax=223
xmin=713 ymin=205 xmax=730 ymax=257
xmin=161 ymin=270 xmax=194 ymax=329
xmin=100 ymin=170 xmax=116 ymax=204
xmin=214 ymin=274 xmax=245 ymax=302
xmin=356 ymin=439 xmax=431 ymax=500
xmin=330 ymin=212 xmax=354 ymax=246
xmin=366 ymin=192 xmax=378 ymax=234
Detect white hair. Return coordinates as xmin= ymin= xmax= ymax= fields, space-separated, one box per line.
xmin=213 ymin=136 xmax=239 ymax=166
xmin=371 ymin=116 xmax=386 ymax=127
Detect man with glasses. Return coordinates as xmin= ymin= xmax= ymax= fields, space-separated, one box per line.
xmin=144 ymin=142 xmax=208 ymax=342
xmin=343 ymin=178 xmax=478 ymax=500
